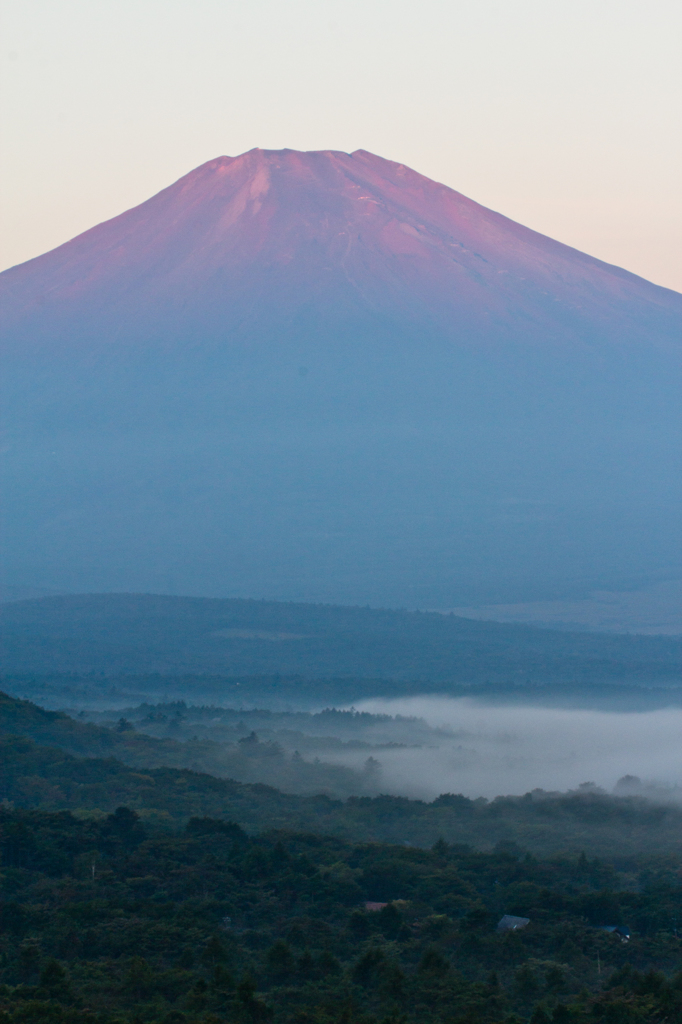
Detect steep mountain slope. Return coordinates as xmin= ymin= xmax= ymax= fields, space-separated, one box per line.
xmin=1 ymin=149 xmax=680 ymax=604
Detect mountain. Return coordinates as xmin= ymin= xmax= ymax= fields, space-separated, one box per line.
xmin=1 ymin=594 xmax=679 ymax=692
xmin=1 ymin=149 xmax=680 ymax=605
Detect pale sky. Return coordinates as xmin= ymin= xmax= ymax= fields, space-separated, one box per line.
xmin=1 ymin=0 xmax=680 ymax=291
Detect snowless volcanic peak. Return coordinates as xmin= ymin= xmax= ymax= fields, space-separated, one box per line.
xmin=3 ymin=147 xmax=680 ymax=348
xmin=0 ymin=149 xmax=681 ymax=607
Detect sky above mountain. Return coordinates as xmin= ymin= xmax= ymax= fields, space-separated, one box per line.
xmin=1 ymin=0 xmax=680 ymax=291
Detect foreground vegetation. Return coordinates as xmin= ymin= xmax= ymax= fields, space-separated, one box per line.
xmin=1 ymin=806 xmax=681 ymax=1023
xmin=1 ymin=688 xmax=681 ymax=1020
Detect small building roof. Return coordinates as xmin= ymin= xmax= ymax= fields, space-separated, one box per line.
xmin=599 ymin=925 xmax=630 ymax=941
xmin=497 ymin=914 xmax=530 ymax=932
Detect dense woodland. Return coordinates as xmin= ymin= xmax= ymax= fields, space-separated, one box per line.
xmin=1 ymin=807 xmax=682 ymax=1023
xmin=1 ymin=683 xmax=682 ymax=1021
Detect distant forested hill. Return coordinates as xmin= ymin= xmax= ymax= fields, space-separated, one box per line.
xmin=1 ymin=595 xmax=679 ymax=693
xmin=0 ymin=691 xmax=386 ymax=798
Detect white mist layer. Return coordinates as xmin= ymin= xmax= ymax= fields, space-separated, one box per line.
xmin=333 ymin=698 xmax=682 ymax=802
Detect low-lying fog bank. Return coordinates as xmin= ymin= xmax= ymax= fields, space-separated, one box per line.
xmin=343 ymin=696 xmax=682 ymax=801
xmin=67 ymin=692 xmax=682 ymax=804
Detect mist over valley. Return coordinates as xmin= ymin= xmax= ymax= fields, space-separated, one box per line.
xmin=344 ymin=697 xmax=682 ymax=802
xmin=65 ymin=692 xmax=682 ymax=805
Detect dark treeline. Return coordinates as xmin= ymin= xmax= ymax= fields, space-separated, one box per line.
xmin=1 ymin=806 xmax=681 ymax=1023
xmin=6 ymin=673 xmax=682 ymax=714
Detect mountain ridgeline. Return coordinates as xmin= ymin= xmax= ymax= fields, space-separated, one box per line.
xmin=1 ymin=594 xmax=680 ymax=693
xmin=1 ymin=148 xmax=680 ymax=607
